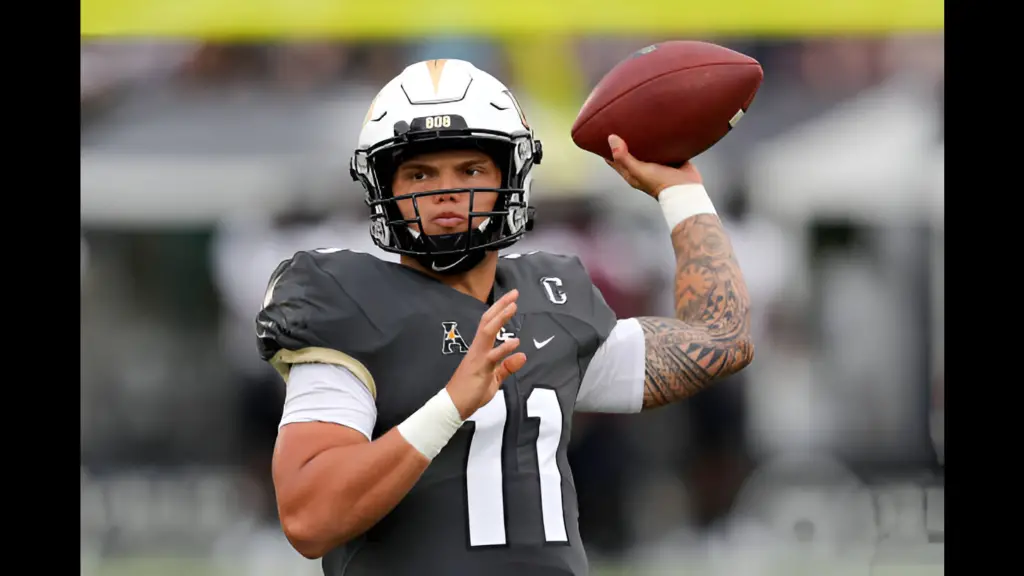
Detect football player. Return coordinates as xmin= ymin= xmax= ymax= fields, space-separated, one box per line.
xmin=258 ymin=59 xmax=754 ymax=576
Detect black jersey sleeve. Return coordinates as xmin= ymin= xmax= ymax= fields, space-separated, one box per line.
xmin=255 ymin=249 xmax=379 ymax=397
xmin=581 ymin=259 xmax=618 ymax=347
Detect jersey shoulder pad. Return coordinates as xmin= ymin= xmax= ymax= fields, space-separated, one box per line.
xmin=501 ymin=249 xmax=589 ymax=283
xmin=500 ymin=250 xmax=617 ymax=340
xmin=256 ymin=248 xmax=388 ymax=392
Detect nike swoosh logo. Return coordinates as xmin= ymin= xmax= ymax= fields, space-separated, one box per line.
xmin=533 ymin=336 xmax=555 ymax=349
xmin=431 ymin=256 xmax=468 ymax=272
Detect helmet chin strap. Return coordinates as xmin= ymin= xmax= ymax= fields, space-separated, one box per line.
xmin=407 ymin=218 xmax=492 ymax=276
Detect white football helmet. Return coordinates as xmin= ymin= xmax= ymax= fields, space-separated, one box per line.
xmin=349 ymin=59 xmax=543 ymax=274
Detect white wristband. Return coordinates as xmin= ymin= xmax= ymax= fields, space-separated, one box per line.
xmin=397 ymin=388 xmax=465 ymax=460
xmin=658 ymin=184 xmax=717 ymax=231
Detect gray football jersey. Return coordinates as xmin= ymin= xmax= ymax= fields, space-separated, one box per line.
xmin=257 ymin=249 xmax=617 ymax=576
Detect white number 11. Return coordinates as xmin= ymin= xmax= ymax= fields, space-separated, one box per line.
xmin=464 ymin=388 xmax=567 ymax=547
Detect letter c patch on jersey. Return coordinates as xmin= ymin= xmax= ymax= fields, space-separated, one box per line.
xmin=541 ymin=276 xmax=567 ymax=305
xmin=442 ymin=321 xmax=470 ymax=355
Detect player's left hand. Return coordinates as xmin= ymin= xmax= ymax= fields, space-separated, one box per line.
xmin=605 ymin=134 xmax=703 ymax=199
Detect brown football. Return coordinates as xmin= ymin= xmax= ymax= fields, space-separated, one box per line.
xmin=571 ymin=40 xmax=763 ymax=166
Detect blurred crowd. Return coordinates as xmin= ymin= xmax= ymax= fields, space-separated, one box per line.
xmin=81 ymin=37 xmax=943 ymax=111
xmin=80 ymin=35 xmax=943 ymax=571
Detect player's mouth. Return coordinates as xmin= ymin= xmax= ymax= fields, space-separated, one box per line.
xmin=432 ymin=212 xmax=467 ymax=228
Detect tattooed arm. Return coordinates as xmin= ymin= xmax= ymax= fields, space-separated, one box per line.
xmin=637 ymin=214 xmax=753 ymax=410
xmin=602 ymin=135 xmax=753 ymax=411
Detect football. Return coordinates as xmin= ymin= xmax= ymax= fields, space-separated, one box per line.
xmin=571 ymin=40 xmax=763 ymax=166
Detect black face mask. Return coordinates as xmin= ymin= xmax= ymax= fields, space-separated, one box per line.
xmin=351 ymin=120 xmax=542 ymax=274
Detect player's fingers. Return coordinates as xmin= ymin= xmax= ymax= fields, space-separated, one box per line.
xmin=485 ymin=337 xmax=520 ymax=364
xmin=605 ymin=159 xmax=642 ymax=190
xmin=504 ymin=352 xmax=527 ymax=375
xmin=480 ymin=289 xmax=519 ymax=325
xmin=607 ymin=137 xmax=649 ymax=189
xmin=608 ymin=160 xmax=642 ymax=189
xmin=480 ymin=291 xmax=517 ymax=326
xmin=479 ymin=302 xmax=517 ymax=341
xmin=608 ymin=135 xmax=643 ymax=173
xmin=604 ymin=158 xmax=628 ymax=180
xmin=493 ymin=352 xmax=528 ymax=383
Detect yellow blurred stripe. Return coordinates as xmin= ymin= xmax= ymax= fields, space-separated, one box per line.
xmin=499 ymin=36 xmax=595 ymax=193
xmin=502 ymin=36 xmax=586 ymax=107
xmin=81 ymin=0 xmax=944 ymax=38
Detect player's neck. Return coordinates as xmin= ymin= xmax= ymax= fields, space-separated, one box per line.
xmin=401 ymin=252 xmax=499 ymax=303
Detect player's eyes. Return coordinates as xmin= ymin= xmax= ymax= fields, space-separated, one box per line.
xmin=465 ymin=168 xmax=482 ymax=177
xmin=411 ymin=172 xmax=427 ymax=180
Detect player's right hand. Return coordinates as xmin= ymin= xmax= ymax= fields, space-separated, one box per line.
xmin=446 ymin=289 xmax=527 ymax=420
xmin=606 ymin=134 xmax=703 ymax=199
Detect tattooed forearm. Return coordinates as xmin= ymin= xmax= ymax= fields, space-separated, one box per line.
xmin=640 ymin=214 xmax=754 ymax=410
xmin=638 ymin=316 xmax=752 ymax=408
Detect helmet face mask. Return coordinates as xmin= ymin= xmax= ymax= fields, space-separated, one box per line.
xmin=350 ymin=60 xmax=542 ymax=274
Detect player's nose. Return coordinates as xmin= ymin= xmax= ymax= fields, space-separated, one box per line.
xmin=430 ymin=173 xmax=465 ymax=203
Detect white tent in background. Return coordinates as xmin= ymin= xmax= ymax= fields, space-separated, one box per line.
xmin=79 ymin=92 xmax=614 ymax=227
xmin=80 ymin=93 xmax=371 ymax=228
xmin=747 ymin=78 xmax=942 ymax=227
xmin=80 ymin=153 xmax=303 ymax=226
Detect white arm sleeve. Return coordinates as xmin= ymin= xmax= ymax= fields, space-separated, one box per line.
xmin=279 ymin=363 xmax=378 ymax=441
xmin=575 ymin=318 xmax=646 ymax=413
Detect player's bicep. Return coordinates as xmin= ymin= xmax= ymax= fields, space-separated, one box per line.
xmin=575 ymin=319 xmax=646 ymax=413
xmin=279 ymin=363 xmax=378 ymax=441
xmin=274 ymin=363 xmax=376 ymax=498
xmin=272 ymin=420 xmax=369 ymax=513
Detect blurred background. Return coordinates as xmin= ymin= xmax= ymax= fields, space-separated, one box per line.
xmin=81 ymin=2 xmax=944 ymax=575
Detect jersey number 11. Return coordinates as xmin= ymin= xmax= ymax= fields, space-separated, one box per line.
xmin=464 ymin=388 xmax=567 ymax=547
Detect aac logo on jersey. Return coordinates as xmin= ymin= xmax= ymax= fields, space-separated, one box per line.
xmin=442 ymin=322 xmax=517 ymax=354
xmin=441 ymin=322 xmax=470 ymax=354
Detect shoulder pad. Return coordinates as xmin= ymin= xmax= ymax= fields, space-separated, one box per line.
xmin=500 ymin=250 xmax=593 ymax=293
xmin=499 ymin=250 xmax=617 ymax=341
xmin=256 ymin=249 xmax=388 ymax=392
